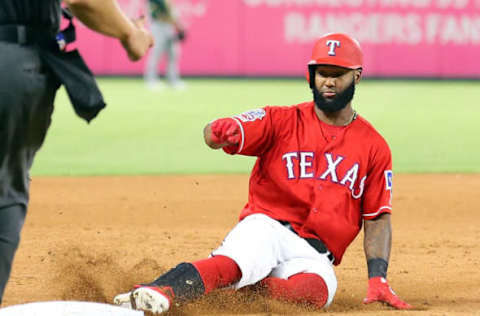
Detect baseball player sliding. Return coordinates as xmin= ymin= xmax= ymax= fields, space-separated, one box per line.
xmin=114 ymin=33 xmax=412 ymax=314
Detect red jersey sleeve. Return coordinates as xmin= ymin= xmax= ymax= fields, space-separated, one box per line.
xmin=361 ymin=138 xmax=393 ymax=220
xmin=223 ymin=107 xmax=277 ymax=156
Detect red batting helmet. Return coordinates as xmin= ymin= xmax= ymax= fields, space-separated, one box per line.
xmin=307 ymin=33 xmax=363 ymax=88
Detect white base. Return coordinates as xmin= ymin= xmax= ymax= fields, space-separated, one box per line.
xmin=0 ymin=301 xmax=143 ymax=316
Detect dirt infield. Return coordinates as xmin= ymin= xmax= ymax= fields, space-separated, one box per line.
xmin=3 ymin=174 xmax=480 ymax=315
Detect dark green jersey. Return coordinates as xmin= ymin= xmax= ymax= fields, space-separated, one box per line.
xmin=0 ymin=0 xmax=61 ymax=33
xmin=149 ymin=0 xmax=173 ymax=21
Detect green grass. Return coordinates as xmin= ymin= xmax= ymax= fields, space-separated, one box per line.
xmin=31 ymin=78 xmax=480 ymax=175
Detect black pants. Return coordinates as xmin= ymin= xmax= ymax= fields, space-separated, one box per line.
xmin=0 ymin=41 xmax=59 ymax=304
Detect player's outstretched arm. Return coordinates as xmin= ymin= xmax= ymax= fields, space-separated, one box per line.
xmin=203 ymin=118 xmax=241 ymax=150
xmin=63 ymin=0 xmax=153 ymax=61
xmin=363 ymin=214 xmax=412 ymax=310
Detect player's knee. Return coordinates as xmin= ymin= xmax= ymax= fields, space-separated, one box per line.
xmin=304 ymin=263 xmax=338 ymax=307
xmin=290 ymin=273 xmax=329 ymax=308
xmin=261 ymin=273 xmax=329 ymax=309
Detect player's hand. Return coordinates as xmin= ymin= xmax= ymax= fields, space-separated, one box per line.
xmin=210 ymin=118 xmax=241 ymax=146
xmin=121 ymin=16 xmax=154 ymax=61
xmin=176 ymin=29 xmax=186 ymax=42
xmin=363 ymin=277 xmax=412 ymax=310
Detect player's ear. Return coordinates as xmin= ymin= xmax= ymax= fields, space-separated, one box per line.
xmin=354 ymin=69 xmax=362 ymax=84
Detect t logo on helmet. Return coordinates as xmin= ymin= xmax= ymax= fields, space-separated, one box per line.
xmin=326 ymin=40 xmax=341 ymax=56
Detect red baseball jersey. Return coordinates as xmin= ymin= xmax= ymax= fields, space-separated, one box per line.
xmin=225 ymin=101 xmax=393 ymax=265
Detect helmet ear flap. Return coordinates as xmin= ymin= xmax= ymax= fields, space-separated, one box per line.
xmin=307 ymin=65 xmax=316 ymax=90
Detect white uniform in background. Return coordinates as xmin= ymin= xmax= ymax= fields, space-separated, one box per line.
xmin=144 ymin=0 xmax=185 ymax=90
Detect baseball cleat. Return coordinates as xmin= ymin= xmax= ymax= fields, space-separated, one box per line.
xmin=130 ymin=286 xmax=173 ymax=314
xmin=113 ymin=291 xmax=133 ymax=309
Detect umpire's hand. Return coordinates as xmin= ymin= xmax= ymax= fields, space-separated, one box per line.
xmin=121 ymin=16 xmax=154 ymax=61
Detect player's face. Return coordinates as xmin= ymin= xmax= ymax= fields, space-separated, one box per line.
xmin=313 ymin=65 xmax=360 ymax=114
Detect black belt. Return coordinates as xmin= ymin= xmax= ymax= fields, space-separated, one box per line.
xmin=279 ymin=220 xmax=335 ymax=264
xmin=0 ymin=10 xmax=75 ymax=49
xmin=0 ymin=24 xmax=55 ymax=45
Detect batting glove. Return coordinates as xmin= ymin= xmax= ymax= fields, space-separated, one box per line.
xmin=363 ymin=277 xmax=412 ymax=310
xmin=210 ymin=118 xmax=241 ymax=146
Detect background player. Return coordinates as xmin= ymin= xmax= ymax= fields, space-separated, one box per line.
xmin=114 ymin=32 xmax=411 ymax=314
xmin=0 ymin=0 xmax=152 ymax=305
xmin=144 ymin=0 xmax=186 ymax=90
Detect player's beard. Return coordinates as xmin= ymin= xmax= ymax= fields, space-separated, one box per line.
xmin=313 ymin=79 xmax=355 ymax=114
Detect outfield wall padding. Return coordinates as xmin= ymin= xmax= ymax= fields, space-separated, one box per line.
xmin=70 ymin=0 xmax=480 ymax=78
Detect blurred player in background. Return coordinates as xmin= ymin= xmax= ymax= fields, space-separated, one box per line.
xmin=144 ymin=0 xmax=186 ymax=90
xmin=114 ymin=33 xmax=411 ymax=314
xmin=0 ymin=0 xmax=152 ymax=305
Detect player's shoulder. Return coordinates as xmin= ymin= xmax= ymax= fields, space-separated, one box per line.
xmin=265 ymin=101 xmax=313 ymax=116
xmin=261 ymin=102 xmax=313 ymax=129
xmin=354 ymin=115 xmax=390 ymax=149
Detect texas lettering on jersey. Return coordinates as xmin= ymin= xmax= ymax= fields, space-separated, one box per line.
xmin=226 ymin=102 xmax=393 ymax=264
xmin=282 ymin=152 xmax=367 ymax=199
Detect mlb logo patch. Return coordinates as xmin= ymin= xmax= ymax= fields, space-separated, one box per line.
xmin=384 ymin=170 xmax=393 ymax=190
xmin=235 ymin=109 xmax=266 ymax=122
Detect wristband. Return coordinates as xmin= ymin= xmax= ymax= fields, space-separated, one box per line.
xmin=367 ymin=258 xmax=388 ymax=278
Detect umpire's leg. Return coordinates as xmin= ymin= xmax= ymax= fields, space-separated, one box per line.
xmin=0 ymin=42 xmax=58 ymax=304
xmin=0 ymin=205 xmax=26 ymax=304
